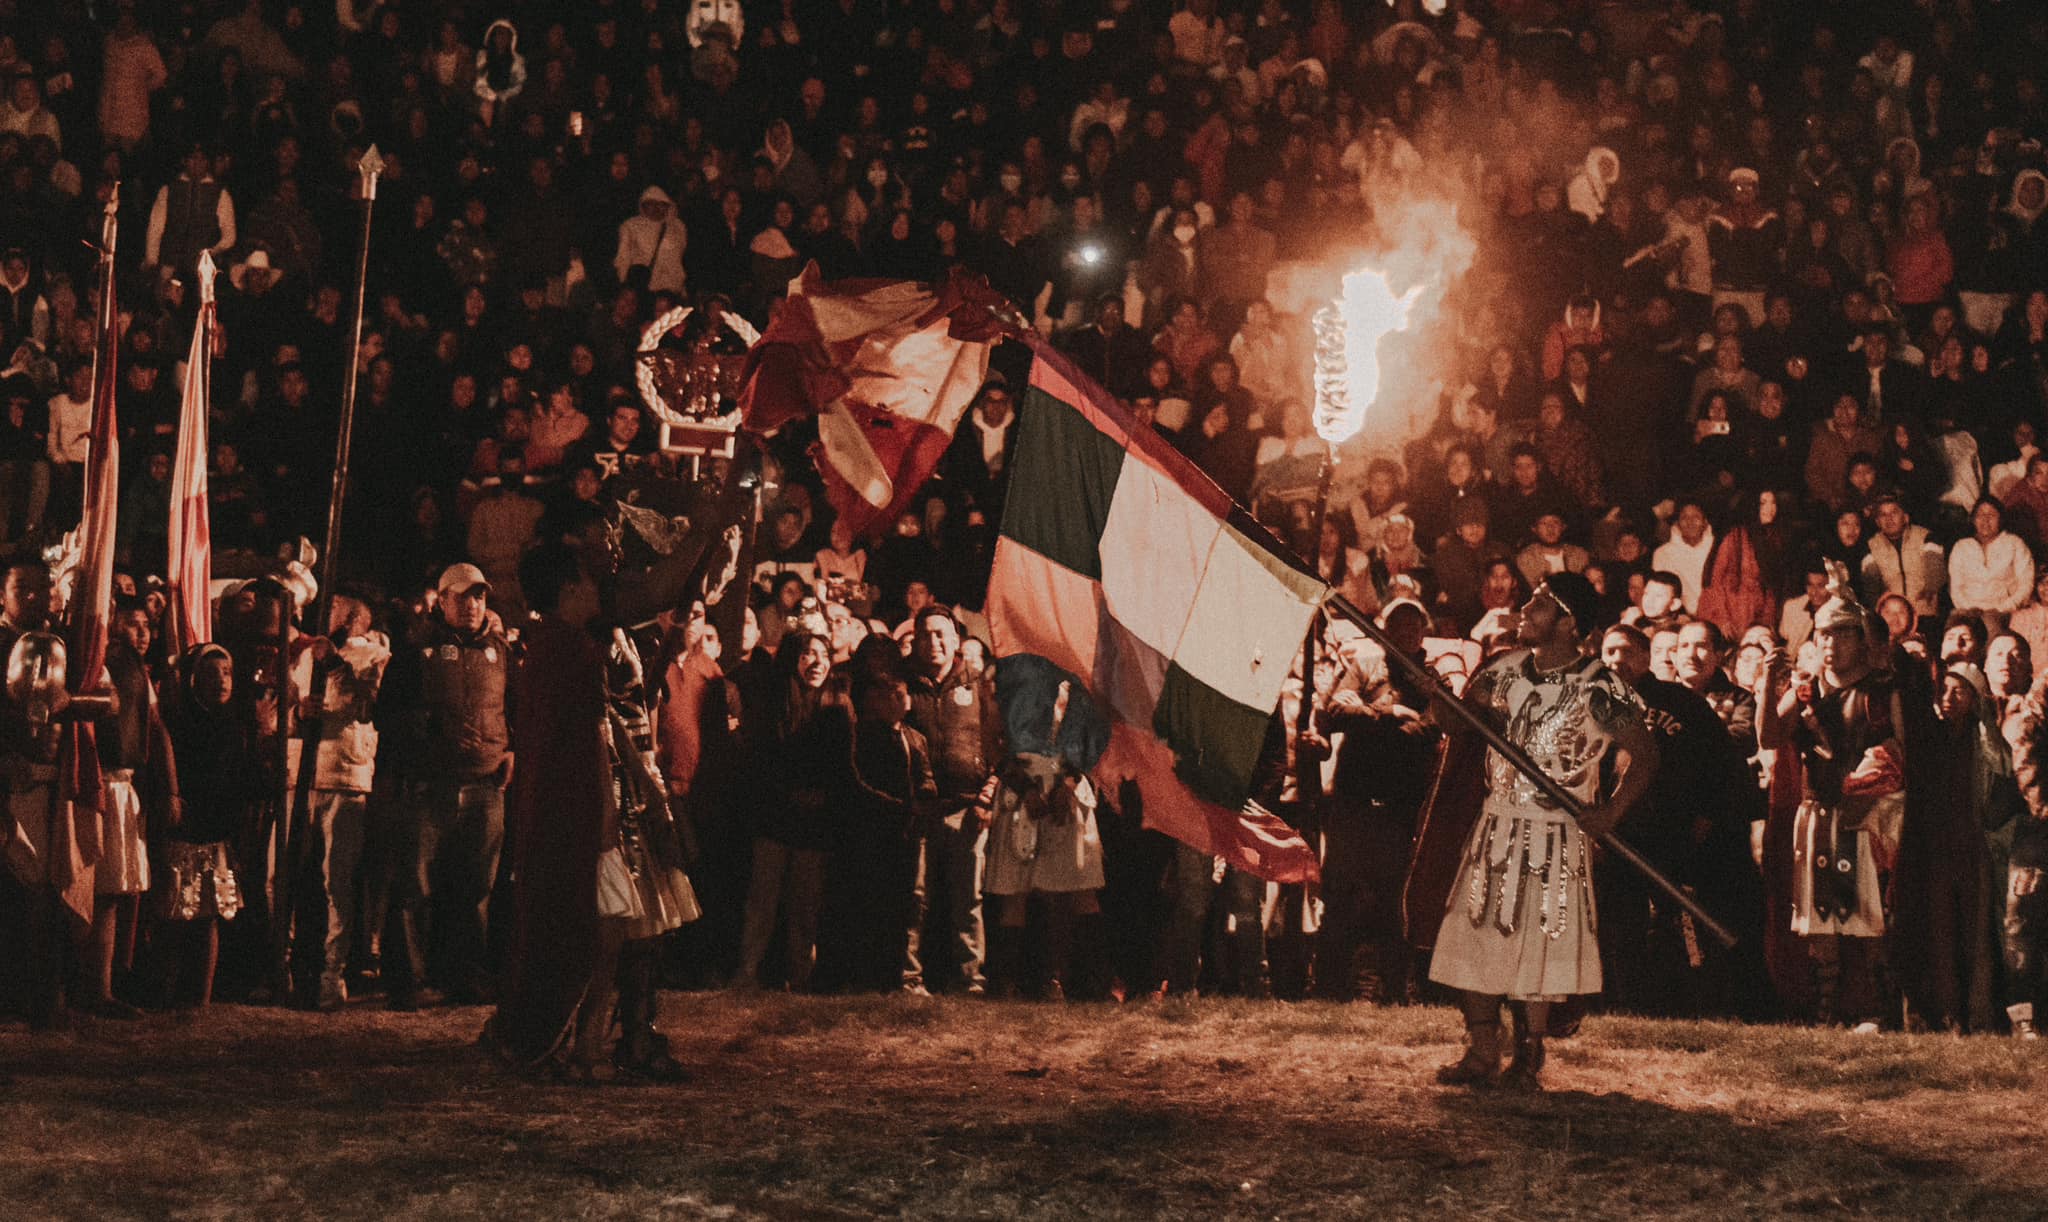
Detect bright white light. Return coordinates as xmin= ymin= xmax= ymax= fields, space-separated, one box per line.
xmin=1077 ymin=243 xmax=1104 ymax=266
xmin=1312 ymin=266 xmax=1423 ymax=445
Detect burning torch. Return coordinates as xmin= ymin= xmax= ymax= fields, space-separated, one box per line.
xmin=1299 ymin=264 xmax=1735 ymax=949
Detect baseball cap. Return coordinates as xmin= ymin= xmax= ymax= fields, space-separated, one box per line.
xmin=437 ymin=563 xmax=491 ymax=596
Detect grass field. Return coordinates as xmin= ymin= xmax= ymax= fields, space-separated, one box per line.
xmin=0 ymin=993 xmax=2042 ymax=1219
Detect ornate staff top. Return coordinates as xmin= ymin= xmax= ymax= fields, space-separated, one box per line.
xmin=357 ymin=144 xmax=384 ymax=202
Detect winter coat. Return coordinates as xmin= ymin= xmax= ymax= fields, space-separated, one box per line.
xmin=905 ymin=663 xmax=1001 ymax=808
xmin=473 ymin=19 xmax=527 ymax=106
xmin=1948 ymin=532 xmax=2036 ymax=615
xmin=1861 ymin=524 xmax=1949 ymax=619
xmin=613 ymin=186 xmax=688 ymax=295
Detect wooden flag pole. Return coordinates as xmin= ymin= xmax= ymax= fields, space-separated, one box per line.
xmin=313 ymin=145 xmax=382 ymax=626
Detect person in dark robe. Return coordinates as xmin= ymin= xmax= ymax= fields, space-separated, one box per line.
xmin=824 ymin=669 xmax=937 ymax=992
xmin=1596 ymin=623 xmax=1740 ymax=1017
xmin=1891 ymin=664 xmax=2004 ymax=1032
xmin=483 ymin=543 xmax=611 ymax=1074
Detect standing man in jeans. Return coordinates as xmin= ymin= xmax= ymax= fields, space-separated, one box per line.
xmin=901 ymin=606 xmax=1001 ymax=995
xmin=381 ymin=564 xmax=512 ymax=1009
xmin=284 ymin=594 xmax=389 ymax=1010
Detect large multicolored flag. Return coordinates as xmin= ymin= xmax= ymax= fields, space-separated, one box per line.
xmin=167 ymin=251 xmax=216 ymax=649
xmin=986 ymin=344 xmax=1325 ymax=883
xmin=737 ymin=264 xmax=1012 ymax=536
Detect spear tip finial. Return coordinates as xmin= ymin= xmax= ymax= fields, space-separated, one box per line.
xmin=357 ymin=145 xmax=385 ymax=200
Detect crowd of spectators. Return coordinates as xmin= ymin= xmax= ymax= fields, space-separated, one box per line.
xmin=3 ymin=0 xmax=2048 ymax=1040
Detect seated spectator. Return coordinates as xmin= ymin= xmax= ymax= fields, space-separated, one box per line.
xmin=1540 ymin=294 xmax=1605 ymax=382
xmin=1985 ymin=420 xmax=2040 ymax=503
xmin=1463 ymin=343 xmax=1538 ymax=425
xmin=1686 ymin=391 xmax=1751 ymax=494
xmin=1152 ymin=296 xmax=1221 ymax=386
xmin=1515 ymin=510 xmax=1591 ymax=589
xmin=1492 ymin=444 xmax=1577 ymax=548
xmin=1860 ymin=494 xmax=1948 ymax=626
xmin=1467 ymin=557 xmax=1529 ymax=654
xmin=1530 ymin=392 xmax=1604 ymax=509
xmin=1346 ymin=458 xmax=1410 ymax=555
xmin=1063 ymin=294 xmax=1149 ymax=400
xmin=2002 ymin=455 xmax=2048 ymax=547
xmin=1805 ymin=394 xmax=1883 ymax=512
xmin=1690 ymin=335 xmax=1760 ymax=420
xmin=1697 ymin=490 xmax=1789 ymax=638
xmin=1229 ymin=299 xmax=1302 ymax=414
xmin=1433 ymin=498 xmax=1508 ymax=629
xmin=1948 ymin=497 xmax=2036 ymax=636
xmin=1653 ymin=501 xmax=1716 ymax=613
xmin=1623 ymin=570 xmax=1690 ymax=633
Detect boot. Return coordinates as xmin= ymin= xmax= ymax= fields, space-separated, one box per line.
xmin=1502 ymin=1040 xmax=1547 ymax=1090
xmin=1502 ymin=1023 xmax=1547 ymax=1092
xmin=1435 ymin=1020 xmax=1505 ymax=1087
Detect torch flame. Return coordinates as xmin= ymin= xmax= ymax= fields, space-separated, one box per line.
xmin=1312 ymin=267 xmax=1424 ymax=446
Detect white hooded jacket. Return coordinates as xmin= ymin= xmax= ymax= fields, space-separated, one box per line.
xmin=614 ymin=185 xmax=688 ymax=295
xmin=1567 ymin=148 xmax=1620 ymax=222
xmin=473 ymin=18 xmax=526 ymax=105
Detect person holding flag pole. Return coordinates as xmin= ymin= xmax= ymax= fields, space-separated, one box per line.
xmin=0 ymin=190 xmax=122 ymax=1030
xmin=1421 ymin=573 xmax=1658 ymax=1090
xmin=277 ymin=146 xmax=384 ymax=1009
xmin=735 ymin=269 xmax=1730 ymax=1053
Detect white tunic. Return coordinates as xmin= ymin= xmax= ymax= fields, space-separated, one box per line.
xmin=1429 ymin=651 xmax=1644 ymax=1000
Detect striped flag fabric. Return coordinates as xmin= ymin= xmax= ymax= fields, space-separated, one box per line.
xmin=738 ymin=265 xmax=1012 ymax=536
xmin=69 ymin=202 xmax=121 ymax=699
xmin=167 ymin=251 xmax=216 ymax=649
xmin=50 ymin=195 xmax=124 ymax=920
xmin=986 ymin=345 xmax=1325 ymax=883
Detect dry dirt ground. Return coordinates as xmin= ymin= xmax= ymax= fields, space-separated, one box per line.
xmin=0 ymin=993 xmax=2042 ymax=1220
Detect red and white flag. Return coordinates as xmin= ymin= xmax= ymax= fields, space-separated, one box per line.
xmin=167 ymin=251 xmax=215 ymax=648
xmin=50 ymin=193 xmax=123 ymax=920
xmin=69 ymin=202 xmax=120 ymax=702
xmin=737 ymin=265 xmax=1014 ymax=536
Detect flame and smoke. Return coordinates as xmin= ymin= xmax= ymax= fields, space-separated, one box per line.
xmin=1317 ymin=198 xmax=1475 ymax=447
xmin=1271 ymin=192 xmax=1477 ymax=451
xmin=1312 ymin=270 xmax=1421 ymax=445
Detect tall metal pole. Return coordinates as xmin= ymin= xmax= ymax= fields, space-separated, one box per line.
xmin=278 ymin=149 xmax=382 ymax=1001
xmin=1321 ymin=592 xmax=1738 ymax=949
xmin=315 ymin=144 xmax=382 ymax=630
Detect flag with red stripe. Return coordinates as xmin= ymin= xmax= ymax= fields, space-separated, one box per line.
xmin=986 ymin=343 xmax=1324 ymax=883
xmin=52 ymin=196 xmax=123 ymax=920
xmin=167 ymin=252 xmax=215 ymax=648
xmin=737 ymin=265 xmax=1012 ymax=536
